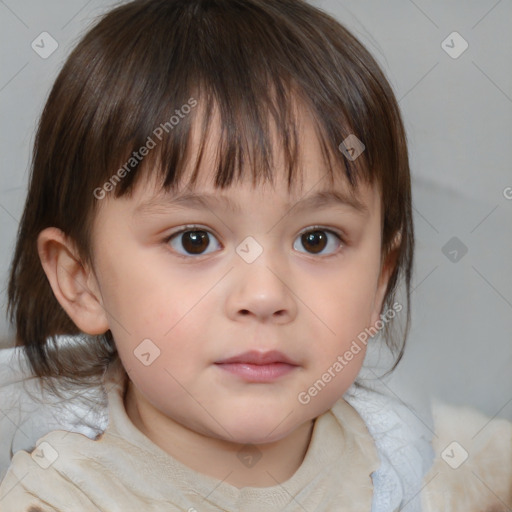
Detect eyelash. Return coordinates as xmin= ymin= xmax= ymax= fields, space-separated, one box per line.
xmin=163 ymin=224 xmax=346 ymax=259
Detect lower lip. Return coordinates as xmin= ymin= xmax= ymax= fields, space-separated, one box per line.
xmin=214 ymin=362 xmax=297 ymax=382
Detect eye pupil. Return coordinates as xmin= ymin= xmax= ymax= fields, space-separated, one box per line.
xmin=302 ymin=230 xmax=327 ymax=254
xmin=183 ymin=231 xmax=209 ymax=254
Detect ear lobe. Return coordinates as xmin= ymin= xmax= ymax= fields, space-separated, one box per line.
xmin=37 ymin=227 xmax=109 ymax=335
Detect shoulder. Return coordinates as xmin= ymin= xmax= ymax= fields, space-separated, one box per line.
xmin=422 ymin=400 xmax=512 ymax=511
xmin=0 ymin=426 xmax=136 ymax=511
xmin=343 ymin=383 xmax=435 ymax=512
xmin=0 ymin=430 xmax=99 ymax=511
xmin=0 ymin=358 xmax=166 ymax=512
xmin=0 ymin=346 xmax=108 ymax=477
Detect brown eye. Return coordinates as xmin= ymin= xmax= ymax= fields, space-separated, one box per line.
xmin=301 ymin=231 xmax=327 ymax=253
xmin=182 ymin=231 xmax=209 ymax=254
xmin=168 ymin=228 xmax=220 ymax=256
xmin=294 ymin=229 xmax=342 ymax=256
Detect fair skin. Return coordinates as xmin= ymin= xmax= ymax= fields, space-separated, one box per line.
xmin=37 ymin=107 xmax=397 ymax=489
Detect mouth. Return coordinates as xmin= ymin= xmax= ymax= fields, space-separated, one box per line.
xmin=214 ymin=350 xmax=299 ymax=382
xmin=215 ymin=350 xmax=298 ymax=366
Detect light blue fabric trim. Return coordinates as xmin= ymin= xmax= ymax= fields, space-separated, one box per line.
xmin=344 ymin=384 xmax=435 ymax=512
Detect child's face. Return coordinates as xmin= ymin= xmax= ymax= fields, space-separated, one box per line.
xmin=88 ymin=111 xmax=391 ymax=445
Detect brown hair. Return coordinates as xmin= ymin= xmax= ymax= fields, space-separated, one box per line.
xmin=7 ymin=0 xmax=414 ymax=387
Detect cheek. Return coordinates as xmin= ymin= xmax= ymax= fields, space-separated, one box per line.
xmin=92 ymin=248 xmax=207 ymax=392
xmin=292 ymin=255 xmax=379 ymax=410
xmin=95 ymin=243 xmax=199 ymax=333
xmin=114 ymin=310 xmax=209 ymax=413
xmin=311 ymin=257 xmax=380 ymax=342
xmin=111 ymin=294 xmax=209 ymax=374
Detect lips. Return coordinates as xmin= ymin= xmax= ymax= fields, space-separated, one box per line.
xmin=214 ymin=350 xmax=299 ymax=366
xmin=214 ymin=350 xmax=299 ymax=382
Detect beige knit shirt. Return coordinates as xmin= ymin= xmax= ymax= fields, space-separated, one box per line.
xmin=0 ymin=361 xmax=380 ymax=512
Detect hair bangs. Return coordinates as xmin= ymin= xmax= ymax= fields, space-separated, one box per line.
xmin=91 ymin=0 xmax=374 ymax=204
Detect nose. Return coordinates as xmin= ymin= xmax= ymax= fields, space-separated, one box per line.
xmin=225 ymin=252 xmax=298 ymax=324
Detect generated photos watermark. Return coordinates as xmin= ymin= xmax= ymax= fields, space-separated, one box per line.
xmin=93 ymin=97 xmax=197 ymax=200
xmin=297 ymin=301 xmax=402 ymax=405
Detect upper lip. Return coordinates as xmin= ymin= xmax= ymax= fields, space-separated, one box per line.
xmin=215 ymin=350 xmax=299 ymax=366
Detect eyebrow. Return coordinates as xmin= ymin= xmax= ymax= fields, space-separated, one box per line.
xmin=134 ymin=188 xmax=369 ymax=217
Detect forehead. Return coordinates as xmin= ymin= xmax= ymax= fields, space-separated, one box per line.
xmin=95 ymin=94 xmax=381 ymax=225
xmin=130 ymin=100 xmax=378 ymax=212
xmin=125 ymin=180 xmax=380 ymax=243
xmin=130 ymin=162 xmax=378 ymax=225
xmin=133 ymin=173 xmax=375 ymax=219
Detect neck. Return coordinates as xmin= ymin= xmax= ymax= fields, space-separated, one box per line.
xmin=124 ymin=380 xmax=315 ymax=488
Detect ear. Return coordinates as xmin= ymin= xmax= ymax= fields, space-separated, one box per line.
xmin=37 ymin=227 xmax=109 ymax=335
xmin=370 ymin=231 xmax=401 ymax=327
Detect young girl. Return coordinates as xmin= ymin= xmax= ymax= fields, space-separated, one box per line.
xmin=0 ymin=0 xmax=510 ymax=510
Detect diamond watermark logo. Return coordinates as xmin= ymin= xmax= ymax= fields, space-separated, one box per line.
xmin=441 ymin=32 xmax=468 ymax=59
xmin=338 ymin=134 xmax=365 ymax=161
xmin=237 ymin=444 xmax=263 ymax=468
xmin=31 ymin=441 xmax=59 ymax=469
xmin=441 ymin=441 xmax=469 ymax=469
xmin=442 ymin=236 xmax=468 ymax=263
xmin=134 ymin=338 xmax=161 ymax=366
xmin=236 ymin=236 xmax=263 ymax=264
xmin=31 ymin=32 xmax=59 ymax=59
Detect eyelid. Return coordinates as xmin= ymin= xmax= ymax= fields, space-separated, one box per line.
xmin=164 ymin=224 xmax=347 ymax=258
xmin=297 ymin=224 xmax=346 ymax=241
xmin=165 ymin=224 xmax=347 ymax=242
xmin=166 ymin=224 xmax=215 ymax=237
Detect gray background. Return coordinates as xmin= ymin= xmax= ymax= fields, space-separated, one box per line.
xmin=0 ymin=0 xmax=511 ymax=420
